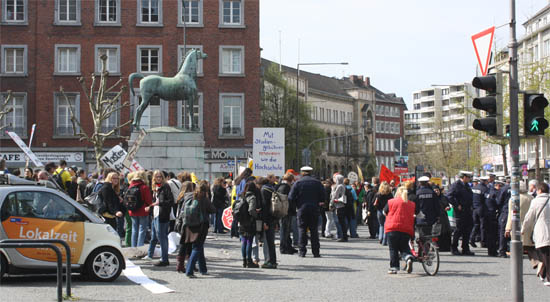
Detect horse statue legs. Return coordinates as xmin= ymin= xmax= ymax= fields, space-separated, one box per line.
xmin=133 ymin=91 xmax=154 ymax=130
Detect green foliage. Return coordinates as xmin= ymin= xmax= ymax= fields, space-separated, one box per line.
xmin=261 ymin=63 xmax=324 ymax=168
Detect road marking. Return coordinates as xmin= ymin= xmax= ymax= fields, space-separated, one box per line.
xmin=123 ymin=260 xmax=175 ymax=294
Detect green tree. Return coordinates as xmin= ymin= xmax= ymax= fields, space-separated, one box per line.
xmin=261 ymin=63 xmax=324 ymax=169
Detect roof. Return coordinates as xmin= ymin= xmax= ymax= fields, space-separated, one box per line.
xmin=261 ymin=58 xmax=405 ymax=105
xmin=522 ymin=4 xmax=550 ymax=26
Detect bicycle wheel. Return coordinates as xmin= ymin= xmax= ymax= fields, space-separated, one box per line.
xmin=421 ymin=241 xmax=439 ymax=276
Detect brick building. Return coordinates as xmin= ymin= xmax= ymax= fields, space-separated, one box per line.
xmin=0 ymin=0 xmax=260 ymax=177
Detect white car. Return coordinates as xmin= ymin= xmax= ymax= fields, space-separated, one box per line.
xmin=0 ymin=175 xmax=125 ymax=282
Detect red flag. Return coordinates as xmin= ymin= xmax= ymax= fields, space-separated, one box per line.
xmin=379 ymin=164 xmax=400 ymax=186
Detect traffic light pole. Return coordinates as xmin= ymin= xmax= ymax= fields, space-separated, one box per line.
xmin=508 ymin=0 xmax=523 ymax=300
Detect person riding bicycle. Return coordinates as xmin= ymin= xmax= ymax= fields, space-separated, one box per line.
xmin=415 ymin=176 xmax=441 ymax=238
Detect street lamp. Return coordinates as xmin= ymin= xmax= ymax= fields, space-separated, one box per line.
xmin=295 ymin=62 xmax=348 ymax=169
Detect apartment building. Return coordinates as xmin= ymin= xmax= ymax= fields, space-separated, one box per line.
xmin=0 ymin=0 xmax=260 ymax=175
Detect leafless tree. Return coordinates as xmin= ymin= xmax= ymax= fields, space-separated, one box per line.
xmin=0 ymin=90 xmax=14 ymax=131
xmin=60 ymin=54 xmax=132 ymax=168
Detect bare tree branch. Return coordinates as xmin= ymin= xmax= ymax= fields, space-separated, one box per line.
xmin=0 ymin=90 xmax=14 ymax=131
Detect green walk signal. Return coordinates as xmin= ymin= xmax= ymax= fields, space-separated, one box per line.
xmin=523 ymin=93 xmax=549 ymax=136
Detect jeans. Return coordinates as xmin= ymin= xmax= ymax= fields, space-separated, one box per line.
xmin=131 ymin=215 xmax=149 ymax=247
xmin=377 ymin=210 xmax=387 ymax=245
xmin=215 ymin=207 xmax=225 ymax=233
xmin=336 ymin=208 xmax=348 ymax=239
xmin=147 ymin=217 xmax=169 ymax=262
xmin=325 ymin=211 xmax=336 ymax=237
xmin=334 ymin=212 xmax=343 ymax=239
xmin=186 ymin=241 xmax=207 ymax=276
xmin=241 ymin=236 xmax=253 ymax=260
xmin=387 ymin=231 xmax=412 ymax=269
xmin=116 ymin=216 xmax=125 ymax=239
xmin=262 ymin=224 xmax=277 ymax=264
xmin=252 ymin=235 xmax=260 ymax=261
xmin=280 ymin=216 xmax=292 ymax=252
xmin=349 ymin=216 xmax=358 ymax=237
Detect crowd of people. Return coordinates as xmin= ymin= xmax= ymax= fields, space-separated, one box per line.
xmin=2 ymin=159 xmax=550 ymax=286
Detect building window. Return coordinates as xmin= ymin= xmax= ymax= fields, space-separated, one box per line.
xmin=138 ymin=0 xmax=162 ymax=26
xmin=0 ymin=92 xmax=26 ymax=137
xmin=95 ymin=45 xmax=120 ymax=74
xmin=219 ymin=46 xmax=244 ymax=76
xmin=320 ymin=108 xmax=324 ymax=121
xmin=219 ymin=93 xmax=244 ymax=137
xmin=95 ymin=0 xmax=121 ymax=26
xmin=54 ymin=92 xmax=80 ymax=136
xmin=2 ymin=0 xmax=27 ymax=24
xmin=178 ymin=92 xmax=203 ymax=131
xmin=55 ymin=0 xmax=80 ymax=25
xmin=131 ymin=89 xmax=168 ymax=130
xmin=179 ymin=0 xmax=202 ymax=27
xmin=137 ymin=45 xmax=162 ymax=74
xmin=178 ymin=45 xmax=203 ymax=75
xmin=220 ymin=0 xmax=243 ymax=27
xmin=54 ymin=44 xmax=80 ymax=75
xmin=1 ymin=45 xmax=27 ymax=76
xmin=333 ymin=110 xmax=338 ymax=124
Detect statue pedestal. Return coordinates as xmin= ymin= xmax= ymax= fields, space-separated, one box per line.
xmin=129 ymin=127 xmax=205 ymax=178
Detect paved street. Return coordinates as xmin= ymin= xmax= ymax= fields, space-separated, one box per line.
xmin=0 ymin=225 xmax=548 ymax=301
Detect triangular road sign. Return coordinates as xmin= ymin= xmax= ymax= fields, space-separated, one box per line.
xmin=471 ymin=26 xmax=495 ymax=76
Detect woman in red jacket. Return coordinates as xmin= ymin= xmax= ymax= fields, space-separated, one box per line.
xmin=384 ymin=184 xmax=416 ymax=274
xmin=127 ymin=171 xmax=153 ymax=247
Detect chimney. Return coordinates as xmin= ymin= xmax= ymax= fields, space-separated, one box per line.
xmin=349 ymin=75 xmax=364 ymax=86
xmin=364 ymin=77 xmax=370 ymax=86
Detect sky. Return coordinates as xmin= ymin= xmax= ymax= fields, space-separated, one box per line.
xmin=260 ymin=0 xmax=549 ymax=109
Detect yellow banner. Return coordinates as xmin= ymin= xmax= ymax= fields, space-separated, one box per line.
xmin=2 ymin=216 xmax=84 ymax=263
xmin=430 ymin=177 xmax=442 ymax=186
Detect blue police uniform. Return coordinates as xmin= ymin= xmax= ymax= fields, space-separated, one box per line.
xmin=470 ymin=182 xmax=489 ymax=245
xmin=288 ymin=175 xmax=325 ymax=257
xmin=497 ymin=184 xmax=511 ymax=257
xmin=484 ymin=186 xmax=500 ymax=256
xmin=446 ymin=179 xmax=474 ymax=254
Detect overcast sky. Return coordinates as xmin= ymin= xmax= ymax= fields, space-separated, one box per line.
xmin=260 ymin=0 xmax=549 ymax=109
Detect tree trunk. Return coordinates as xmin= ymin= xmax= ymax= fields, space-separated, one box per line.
xmin=501 ymin=144 xmax=508 ymax=176
xmin=94 ymin=139 xmax=104 ymax=169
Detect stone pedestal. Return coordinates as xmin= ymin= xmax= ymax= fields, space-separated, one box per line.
xmin=129 ymin=127 xmax=205 ymax=178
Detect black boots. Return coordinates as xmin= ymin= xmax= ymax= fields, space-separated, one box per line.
xmin=176 ymin=256 xmax=185 ymax=273
xmin=247 ymin=259 xmax=259 ymax=268
xmin=242 ymin=259 xmax=247 ymax=268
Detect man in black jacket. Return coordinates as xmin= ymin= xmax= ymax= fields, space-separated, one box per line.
xmin=446 ymin=171 xmax=475 ymax=256
xmin=288 ymin=166 xmax=325 ymax=257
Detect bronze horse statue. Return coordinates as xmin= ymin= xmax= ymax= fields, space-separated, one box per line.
xmin=129 ymin=49 xmax=207 ymax=130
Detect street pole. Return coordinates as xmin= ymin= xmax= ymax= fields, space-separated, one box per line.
xmin=508 ymin=0 xmax=523 ymax=300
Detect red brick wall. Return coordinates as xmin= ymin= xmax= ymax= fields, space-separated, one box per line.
xmin=0 ymin=0 xmax=260 ymax=150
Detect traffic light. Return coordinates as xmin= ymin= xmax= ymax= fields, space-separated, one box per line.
xmin=505 ymin=124 xmax=510 ymax=137
xmin=523 ymin=93 xmax=548 ymax=136
xmin=471 ymin=73 xmax=503 ymax=136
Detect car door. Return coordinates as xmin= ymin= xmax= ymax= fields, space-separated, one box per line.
xmin=0 ymin=190 xmax=87 ymax=265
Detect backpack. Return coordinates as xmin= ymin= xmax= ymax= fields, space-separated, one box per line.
xmin=182 ymin=199 xmax=204 ymax=227
xmin=84 ymin=182 xmax=104 ymax=213
xmin=52 ymin=173 xmax=64 ymax=190
xmin=232 ymin=197 xmax=251 ymax=226
xmin=264 ymin=187 xmax=288 ymax=219
xmin=123 ymin=186 xmax=143 ymax=212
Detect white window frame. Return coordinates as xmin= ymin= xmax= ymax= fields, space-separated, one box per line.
xmin=219 ymin=93 xmax=244 ymax=138
xmin=54 ymin=44 xmax=81 ymax=75
xmin=1 ymin=0 xmax=27 ymax=24
xmin=53 ymin=92 xmax=80 ymax=137
xmin=95 ymin=0 xmax=121 ymax=26
xmin=0 ymin=92 xmax=27 ymax=138
xmin=177 ymin=92 xmax=203 ymax=131
xmin=94 ymin=44 xmax=121 ymax=75
xmin=1 ymin=45 xmax=27 ymax=76
xmin=178 ymin=0 xmax=203 ymax=27
xmin=54 ymin=0 xmax=81 ymax=26
xmin=177 ymin=45 xmax=203 ymax=76
xmin=219 ymin=45 xmax=244 ymax=76
xmin=137 ymin=0 xmax=163 ymax=26
xmin=137 ymin=45 xmax=162 ymax=75
xmin=219 ymin=0 xmax=244 ymax=28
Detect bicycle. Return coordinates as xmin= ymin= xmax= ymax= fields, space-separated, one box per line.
xmin=409 ymin=223 xmax=441 ymax=276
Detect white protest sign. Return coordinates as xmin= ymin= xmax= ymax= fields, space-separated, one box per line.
xmin=252 ymin=128 xmax=285 ymax=177
xmin=101 ymin=145 xmax=143 ymax=173
xmin=123 ymin=129 xmax=147 ymax=169
xmin=6 ymin=131 xmax=43 ymax=167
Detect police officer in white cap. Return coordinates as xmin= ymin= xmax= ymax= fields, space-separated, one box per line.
xmin=415 ymin=176 xmax=441 ymax=239
xmin=288 ymin=166 xmax=325 ymax=257
xmin=446 ymin=171 xmax=475 ymax=255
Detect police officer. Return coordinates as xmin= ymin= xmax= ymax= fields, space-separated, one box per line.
xmin=497 ymin=177 xmax=511 ymax=258
xmin=487 ymin=173 xmax=496 ymax=190
xmin=469 ymin=176 xmax=489 ymax=248
xmin=415 ymin=176 xmax=441 ymax=236
xmin=485 ymin=180 xmax=503 ymax=256
xmin=446 ymin=171 xmax=475 ymax=256
xmin=288 ymin=166 xmax=325 ymax=258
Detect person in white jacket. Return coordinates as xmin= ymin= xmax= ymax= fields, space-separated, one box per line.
xmin=522 ymin=183 xmax=550 ymax=286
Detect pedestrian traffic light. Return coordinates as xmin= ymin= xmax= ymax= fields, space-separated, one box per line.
xmin=471 ymin=73 xmax=503 ymax=136
xmin=505 ymin=124 xmax=510 ymax=137
xmin=523 ymin=93 xmax=548 ymax=136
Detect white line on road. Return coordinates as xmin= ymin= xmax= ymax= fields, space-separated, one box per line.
xmin=122 ymin=260 xmax=175 ymax=294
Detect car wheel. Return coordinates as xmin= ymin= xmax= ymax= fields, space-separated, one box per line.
xmin=85 ymin=247 xmax=124 ymax=282
xmin=0 ymin=253 xmax=7 ymax=279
